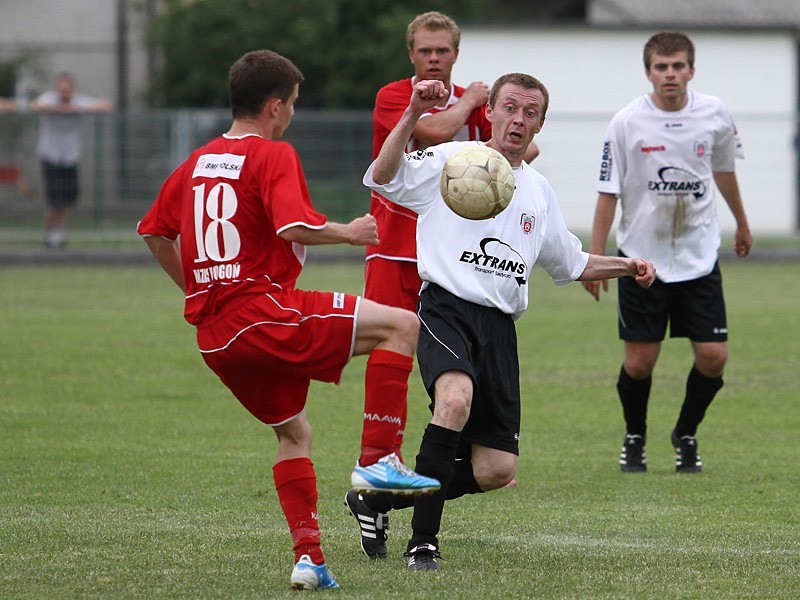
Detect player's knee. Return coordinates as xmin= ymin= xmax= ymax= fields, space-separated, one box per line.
xmin=696 ymin=351 xmax=727 ymax=377
xmin=623 ymin=358 xmax=656 ymax=379
xmin=475 ymin=461 xmax=516 ymax=491
xmin=273 ymin=415 xmax=312 ymax=450
xmin=393 ymin=307 xmax=419 ymax=347
xmin=433 ymin=393 xmax=471 ymax=429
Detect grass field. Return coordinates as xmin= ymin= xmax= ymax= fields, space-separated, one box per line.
xmin=1 ymin=259 xmax=798 ymax=599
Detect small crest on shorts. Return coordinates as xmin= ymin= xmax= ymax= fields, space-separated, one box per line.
xmin=520 ymin=213 xmax=535 ymax=235
xmin=333 ymin=292 xmax=345 ymax=309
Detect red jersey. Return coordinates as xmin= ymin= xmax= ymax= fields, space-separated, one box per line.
xmin=367 ymin=77 xmax=492 ymax=261
xmin=138 ymin=133 xmax=326 ymax=326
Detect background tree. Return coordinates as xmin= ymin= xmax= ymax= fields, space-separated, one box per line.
xmin=147 ymin=0 xmax=491 ymax=109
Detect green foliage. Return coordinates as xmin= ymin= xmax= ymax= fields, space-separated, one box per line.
xmin=147 ymin=0 xmax=491 ymax=108
xmin=1 ymin=260 xmax=799 ymax=598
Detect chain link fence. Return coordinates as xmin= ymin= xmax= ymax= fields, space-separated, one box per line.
xmin=0 ymin=109 xmax=373 ymax=244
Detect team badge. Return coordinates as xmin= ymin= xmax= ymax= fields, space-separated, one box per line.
xmin=520 ymin=213 xmax=535 ymax=235
xmin=693 ymin=141 xmax=707 ymax=158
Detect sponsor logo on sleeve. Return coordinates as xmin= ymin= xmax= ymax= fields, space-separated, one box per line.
xmin=599 ymin=141 xmax=613 ymax=182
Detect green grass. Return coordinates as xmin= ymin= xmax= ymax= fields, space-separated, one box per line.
xmin=1 ymin=260 xmax=798 ymax=598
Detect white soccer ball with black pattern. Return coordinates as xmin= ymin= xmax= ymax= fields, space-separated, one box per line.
xmin=439 ymin=144 xmax=515 ymax=220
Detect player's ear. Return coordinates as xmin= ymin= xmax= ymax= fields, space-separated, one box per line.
xmin=485 ymin=103 xmax=494 ymax=122
xmin=265 ymin=97 xmax=281 ymax=118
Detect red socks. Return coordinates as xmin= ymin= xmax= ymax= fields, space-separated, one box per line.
xmin=360 ymin=349 xmax=413 ymax=466
xmin=273 ymin=457 xmax=324 ymax=565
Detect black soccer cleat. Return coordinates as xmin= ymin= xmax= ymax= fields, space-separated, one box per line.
xmin=344 ymin=489 xmax=389 ymax=559
xmin=404 ymin=543 xmax=441 ymax=571
xmin=671 ymin=429 xmax=703 ymax=473
xmin=619 ymin=434 xmax=647 ymax=472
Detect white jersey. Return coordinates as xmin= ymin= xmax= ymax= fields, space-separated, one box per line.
xmin=364 ymin=141 xmax=588 ymax=320
xmin=597 ymin=90 xmax=743 ymax=282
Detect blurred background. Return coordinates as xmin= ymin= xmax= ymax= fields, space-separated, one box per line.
xmin=0 ymin=0 xmax=798 ymax=259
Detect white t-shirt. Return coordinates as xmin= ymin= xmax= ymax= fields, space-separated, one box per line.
xmin=597 ymin=90 xmax=743 ymax=282
xmin=364 ymin=141 xmax=589 ymax=320
xmin=35 ymin=91 xmax=101 ymax=165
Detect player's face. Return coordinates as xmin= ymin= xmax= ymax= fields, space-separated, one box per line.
xmin=408 ymin=29 xmax=458 ymax=84
xmin=271 ymin=84 xmax=299 ymax=139
xmin=646 ymin=51 xmax=694 ymax=109
xmin=485 ymin=84 xmax=545 ymax=166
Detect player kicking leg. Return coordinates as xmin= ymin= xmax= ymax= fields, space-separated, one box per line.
xmin=350 ymin=297 xmax=440 ymax=495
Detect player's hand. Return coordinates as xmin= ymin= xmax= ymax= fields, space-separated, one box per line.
xmin=412 ymin=80 xmax=449 ymax=112
xmin=631 ymin=258 xmax=656 ymax=288
xmin=582 ymin=279 xmax=607 ymax=301
xmin=347 ymin=213 xmax=379 ymax=246
xmin=734 ymin=224 xmax=752 ymax=257
xmin=462 ymin=81 xmax=490 ymax=109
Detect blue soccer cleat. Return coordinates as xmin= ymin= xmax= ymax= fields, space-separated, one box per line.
xmin=290 ymin=554 xmax=340 ymax=590
xmin=351 ymin=452 xmax=440 ymax=495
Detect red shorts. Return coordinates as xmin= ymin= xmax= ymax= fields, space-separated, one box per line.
xmin=364 ymin=258 xmax=422 ymax=312
xmin=197 ymin=289 xmax=359 ymax=426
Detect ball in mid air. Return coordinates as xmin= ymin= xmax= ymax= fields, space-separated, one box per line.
xmin=439 ymin=144 xmax=515 ymax=220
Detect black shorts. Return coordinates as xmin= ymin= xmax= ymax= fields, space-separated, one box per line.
xmin=416 ymin=283 xmax=520 ymax=455
xmin=41 ymin=161 xmax=79 ymax=209
xmin=617 ymin=253 xmax=727 ymax=343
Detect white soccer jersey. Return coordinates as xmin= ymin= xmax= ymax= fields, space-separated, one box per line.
xmin=364 ymin=141 xmax=589 ymax=320
xmin=597 ymin=90 xmax=743 ymax=282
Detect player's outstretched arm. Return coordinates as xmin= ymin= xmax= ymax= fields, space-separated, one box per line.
xmin=578 ymin=255 xmax=656 ymax=289
xmin=279 ymin=214 xmax=379 ymax=247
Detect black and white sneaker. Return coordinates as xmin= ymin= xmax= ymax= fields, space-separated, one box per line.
xmin=344 ymin=489 xmax=388 ymax=559
xmin=672 ymin=430 xmax=702 ymax=473
xmin=619 ymin=434 xmax=647 ymax=472
xmin=404 ymin=543 xmax=441 ymax=571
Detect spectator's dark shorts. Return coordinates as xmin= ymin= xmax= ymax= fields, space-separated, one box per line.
xmin=42 ymin=161 xmax=79 ymax=209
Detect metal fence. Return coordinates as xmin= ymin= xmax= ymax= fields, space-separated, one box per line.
xmin=2 ymin=109 xmax=798 ymax=241
xmin=0 ymin=109 xmax=374 ymax=234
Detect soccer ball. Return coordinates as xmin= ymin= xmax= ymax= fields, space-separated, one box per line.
xmin=439 ymin=145 xmax=515 ymax=220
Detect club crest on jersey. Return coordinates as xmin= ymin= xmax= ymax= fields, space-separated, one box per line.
xmin=693 ymin=141 xmax=707 ymax=158
xmin=520 ymin=213 xmax=535 ymax=235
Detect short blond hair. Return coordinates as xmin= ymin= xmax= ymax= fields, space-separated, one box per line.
xmin=406 ymin=11 xmax=460 ymax=50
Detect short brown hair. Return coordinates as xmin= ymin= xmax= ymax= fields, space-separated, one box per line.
xmin=489 ymin=73 xmax=550 ymax=120
xmin=643 ymin=31 xmax=695 ymax=70
xmin=228 ymin=50 xmax=304 ymax=119
xmin=406 ymin=11 xmax=460 ymax=50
